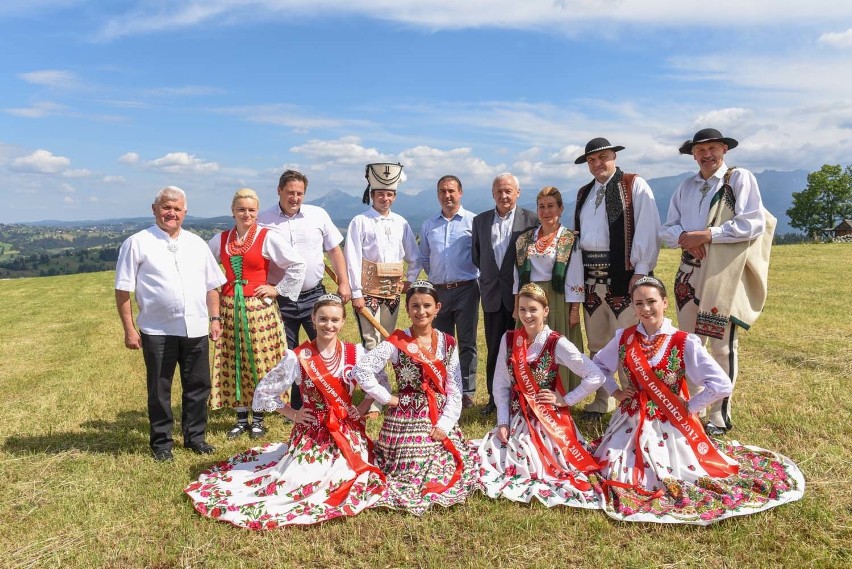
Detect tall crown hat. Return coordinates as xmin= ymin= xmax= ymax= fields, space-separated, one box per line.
xmin=363 ymin=162 xmax=404 ymax=204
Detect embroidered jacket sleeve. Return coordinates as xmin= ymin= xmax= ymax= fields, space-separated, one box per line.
xmin=344 ymin=215 xmax=367 ymax=300
xmin=493 ymin=334 xmax=513 ymax=426
xmin=592 ymin=329 xmax=625 ymax=395
xmin=557 ymin=337 xmax=606 ymax=406
xmin=252 ymin=350 xmax=300 ymax=412
xmin=351 ymin=340 xmax=397 ymax=404
xmin=437 ymin=335 xmax=463 ymax=434
xmin=351 ymin=344 xmax=390 ymax=393
xmin=683 ymin=333 xmax=733 ymax=413
xmin=710 ymin=168 xmax=766 ymax=243
xmin=262 ymin=231 xmax=306 ymax=301
xmin=630 ymin=176 xmax=662 ymax=275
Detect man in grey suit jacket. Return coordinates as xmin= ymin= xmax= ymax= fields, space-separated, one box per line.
xmin=472 ymin=173 xmax=538 ymax=415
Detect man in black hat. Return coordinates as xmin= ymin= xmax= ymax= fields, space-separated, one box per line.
xmin=661 ymin=128 xmax=774 ymax=436
xmin=573 ymin=138 xmax=661 ymax=422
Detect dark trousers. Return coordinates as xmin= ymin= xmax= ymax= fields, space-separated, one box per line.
xmin=140 ymin=333 xmax=211 ymax=452
xmin=434 ymin=282 xmax=479 ymax=394
xmin=482 ymin=307 xmax=515 ymax=406
xmin=276 ymin=283 xmax=324 ymax=409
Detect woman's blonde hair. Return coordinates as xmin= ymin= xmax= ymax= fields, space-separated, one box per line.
xmin=518 ymin=282 xmax=549 ymax=308
xmin=537 ymin=186 xmax=563 ymax=209
xmin=231 ymin=187 xmax=260 ymax=210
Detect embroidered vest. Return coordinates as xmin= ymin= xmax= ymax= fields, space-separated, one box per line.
xmin=574 ymin=167 xmax=637 ymax=296
xmin=515 ymin=227 xmax=576 ymax=291
xmin=220 ymin=228 xmax=270 ymax=297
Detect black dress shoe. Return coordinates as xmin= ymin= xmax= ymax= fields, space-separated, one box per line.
xmin=152 ymin=449 xmax=174 ymax=462
xmin=249 ymin=423 xmax=267 ymax=440
xmin=185 ymin=441 xmax=216 ymax=455
xmin=480 ymin=402 xmax=497 ymax=416
xmin=580 ymin=411 xmax=604 ymax=422
xmin=226 ymin=423 xmax=248 ymax=439
xmin=704 ymin=423 xmax=728 ymax=437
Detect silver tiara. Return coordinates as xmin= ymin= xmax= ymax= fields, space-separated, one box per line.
xmin=633 ymin=276 xmax=663 ymax=288
xmin=409 ymin=280 xmax=435 ymax=291
xmin=316 ymin=293 xmax=343 ymax=303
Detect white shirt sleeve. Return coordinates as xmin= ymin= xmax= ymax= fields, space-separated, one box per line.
xmin=660 ymin=184 xmax=688 ymax=248
xmin=351 ymin=340 xmax=396 ymax=404
xmin=344 ymin=217 xmax=365 ymax=299
xmin=252 ymin=350 xmax=300 ymax=412
xmin=629 ymin=177 xmax=661 ymax=275
xmin=404 ymin=221 xmax=423 ymax=282
xmin=208 ymin=234 xmax=221 ymax=260
xmin=262 ymin=232 xmax=306 ymax=301
xmin=437 ymin=337 xmax=462 ymax=434
xmin=564 ymin=247 xmax=584 ymax=302
xmin=709 ymin=169 xmax=766 ymax=243
xmin=493 ymin=334 xmax=513 ymax=426
xmin=591 ymin=330 xmax=624 ymax=395
xmin=684 ymin=333 xmax=734 ymax=413
xmin=557 ymin=337 xmax=606 ymax=406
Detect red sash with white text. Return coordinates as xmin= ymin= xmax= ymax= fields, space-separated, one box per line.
xmin=296 ymin=341 xmax=385 ymax=506
xmin=387 ymin=330 xmax=464 ymax=496
xmin=509 ymin=331 xmax=600 ymax=490
xmin=622 ymin=327 xmax=738 ymax=481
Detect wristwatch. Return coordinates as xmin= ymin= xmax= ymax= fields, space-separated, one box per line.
xmin=209 ymin=316 xmax=222 ymax=322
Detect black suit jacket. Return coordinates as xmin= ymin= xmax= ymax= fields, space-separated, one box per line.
xmin=472 ymin=207 xmax=538 ymax=313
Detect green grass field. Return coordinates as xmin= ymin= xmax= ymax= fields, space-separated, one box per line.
xmin=1 ymin=244 xmax=850 ymax=568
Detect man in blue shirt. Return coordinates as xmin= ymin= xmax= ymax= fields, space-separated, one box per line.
xmin=420 ymin=175 xmax=480 ymax=408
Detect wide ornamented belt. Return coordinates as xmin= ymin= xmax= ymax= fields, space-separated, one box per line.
xmin=583 ymin=250 xmax=610 ymax=279
xmin=361 ymin=260 xmax=404 ymax=298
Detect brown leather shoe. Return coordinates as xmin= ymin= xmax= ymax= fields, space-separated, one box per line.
xmin=462 ymin=394 xmax=474 ymax=409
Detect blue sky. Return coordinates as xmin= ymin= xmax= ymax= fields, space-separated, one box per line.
xmin=2 ymin=1 xmax=851 ymax=222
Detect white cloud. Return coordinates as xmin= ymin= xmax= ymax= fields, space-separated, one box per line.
xmin=103 ymin=175 xmax=126 ymax=183
xmin=18 ymin=69 xmax=82 ymax=90
xmin=118 ymin=152 xmax=139 ymax=165
xmin=88 ymin=196 xmax=100 ymax=202
xmin=216 ymin=104 xmax=359 ymax=131
xmin=63 ymin=196 xmax=74 ymax=204
xmin=4 ymin=101 xmax=67 ymax=118
xmin=819 ymin=28 xmax=852 ymax=48
xmin=9 ymin=149 xmax=71 ymax=174
xmin=91 ymin=1 xmax=852 ymax=41
xmin=291 ymin=136 xmax=387 ymax=165
xmin=143 ymin=85 xmax=224 ymax=97
xmin=63 ymin=168 xmax=91 ymax=178
xmin=61 ymin=182 xmax=75 ymax=193
xmin=147 ymin=152 xmax=220 ymax=174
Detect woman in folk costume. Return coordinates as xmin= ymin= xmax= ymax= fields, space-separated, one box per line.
xmin=185 ymin=295 xmax=387 ymax=528
xmin=352 ymin=281 xmax=482 ymax=515
xmin=476 ymin=283 xmax=606 ymax=507
xmin=207 ymin=188 xmax=306 ymax=440
xmin=590 ymin=276 xmax=804 ymax=524
xmin=513 ymin=186 xmax=585 ymax=393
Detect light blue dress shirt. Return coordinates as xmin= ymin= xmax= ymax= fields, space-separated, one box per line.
xmin=419 ymin=206 xmax=480 ymax=285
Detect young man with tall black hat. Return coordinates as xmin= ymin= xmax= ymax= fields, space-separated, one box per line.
xmin=344 ymin=163 xmax=421 ymax=349
xmin=572 ymin=138 xmax=661 ymax=422
xmin=660 ymin=128 xmax=776 ymax=436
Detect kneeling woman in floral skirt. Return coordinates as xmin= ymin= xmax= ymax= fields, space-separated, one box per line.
xmin=477 ymin=282 xmax=605 ymax=508
xmin=591 ymin=276 xmax=805 ymax=524
xmin=352 ymin=280 xmax=482 ymax=515
xmin=185 ymin=294 xmax=387 ymax=528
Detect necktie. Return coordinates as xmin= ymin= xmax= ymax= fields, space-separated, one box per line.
xmin=594 ymin=183 xmax=607 ymax=209
xmin=699 ymin=180 xmax=711 ymax=208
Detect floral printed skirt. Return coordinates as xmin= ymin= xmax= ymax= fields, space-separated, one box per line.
xmin=210 ymin=295 xmax=286 ymax=409
xmin=476 ymin=411 xmax=599 ymax=508
xmin=184 ymin=421 xmax=385 ymax=529
xmin=589 ymin=409 xmax=805 ymax=525
xmin=375 ymin=401 xmax=482 ymax=516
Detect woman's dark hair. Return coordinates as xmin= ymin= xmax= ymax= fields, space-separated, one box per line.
xmin=406 ymin=281 xmax=439 ymax=307
xmin=630 ymin=276 xmax=667 ymax=299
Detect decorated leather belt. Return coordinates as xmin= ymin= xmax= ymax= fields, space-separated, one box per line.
xmin=434 ymin=279 xmax=476 ymax=290
xmin=362 ymin=260 xmax=404 ymax=299
xmin=582 ymin=250 xmax=610 ymax=279
xmin=680 ymin=251 xmax=702 ymax=267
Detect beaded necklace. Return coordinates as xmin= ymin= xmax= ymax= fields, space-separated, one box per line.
xmin=316 ymin=340 xmax=342 ymax=372
xmin=637 ymin=330 xmax=667 ymax=356
xmin=534 ymin=226 xmax=560 ymax=254
xmin=227 ymin=223 xmax=259 ymax=256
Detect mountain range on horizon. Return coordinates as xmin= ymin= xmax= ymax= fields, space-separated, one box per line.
xmin=19 ymin=169 xmax=809 ymax=235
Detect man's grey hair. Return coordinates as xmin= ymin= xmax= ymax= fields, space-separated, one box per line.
xmin=492 ymin=173 xmax=520 ymax=190
xmin=154 ymin=185 xmax=187 ymax=207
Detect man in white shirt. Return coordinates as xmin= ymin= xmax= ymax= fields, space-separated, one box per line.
xmin=420 ymin=175 xmax=480 ymax=409
xmin=472 ymin=173 xmax=538 ymax=415
xmin=573 ymin=138 xmax=661 ymax=422
xmin=345 ymin=163 xmax=421 ymax=349
xmin=661 ymin=128 xmax=771 ymax=436
xmin=257 ymin=169 xmax=351 ymax=410
xmin=115 ymin=186 xmax=227 ymax=462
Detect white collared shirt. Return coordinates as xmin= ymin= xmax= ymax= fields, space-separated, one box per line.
xmin=115 ymin=225 xmax=227 ymax=337
xmin=490 ymin=207 xmax=516 ymax=267
xmin=344 ymin=207 xmax=421 ymax=299
xmin=660 ymin=162 xmax=765 ymax=246
xmin=577 ymin=174 xmax=661 ymax=276
xmin=258 ymin=203 xmax=343 ymax=290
